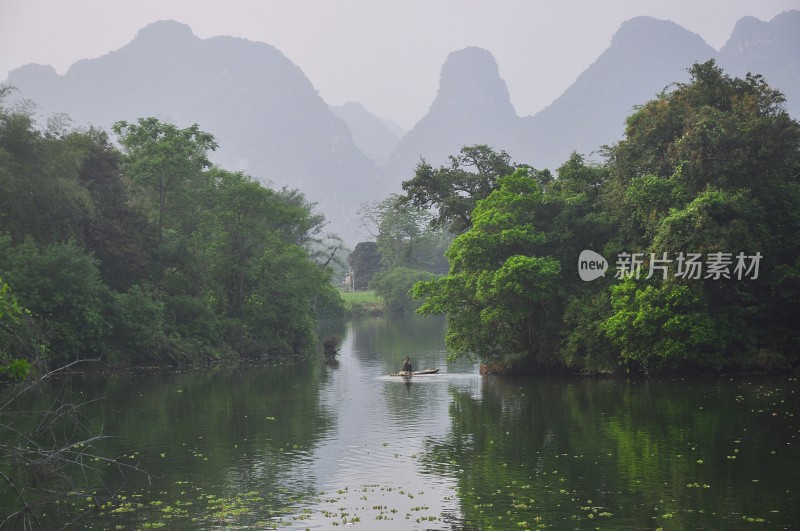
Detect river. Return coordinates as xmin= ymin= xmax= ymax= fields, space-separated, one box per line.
xmin=2 ymin=314 xmax=798 ymax=529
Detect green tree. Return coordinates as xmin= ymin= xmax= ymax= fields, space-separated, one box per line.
xmin=600 ymin=60 xmax=800 ymax=369
xmin=545 ymin=154 xmax=617 ymax=372
xmin=413 ymin=62 xmax=800 ymax=373
xmin=370 ymin=267 xmax=437 ymax=313
xmin=0 ymin=276 xmax=35 ymax=380
xmin=400 ymin=144 xmax=518 ymax=233
xmin=110 ymin=119 xmax=224 ymax=359
xmin=358 ymin=194 xmax=452 ymax=313
xmin=75 ymin=128 xmax=156 ymax=290
xmin=0 ymin=91 xmax=101 ymax=246
xmin=112 ymin=118 xmax=218 ymax=240
xmin=194 ymin=170 xmax=288 ymax=319
xmin=347 ymin=241 xmax=382 ymax=290
xmin=0 ymin=236 xmax=109 ymax=366
xmin=371 ymin=195 xmax=450 ymax=273
xmin=413 ymin=169 xmax=563 ymax=371
xmin=0 ymin=96 xmax=344 ymax=367
xmin=188 ymin=169 xmax=342 ymax=356
xmin=599 ymin=278 xmax=721 ymax=373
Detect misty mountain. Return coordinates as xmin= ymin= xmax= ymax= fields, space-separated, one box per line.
xmin=330 ymin=101 xmax=403 ymax=165
xmin=506 ymin=16 xmax=717 ymax=171
xmin=717 ymin=10 xmax=800 ymax=118
xmin=382 ymin=47 xmax=519 ymax=180
xmin=382 ymin=12 xmax=800 ymax=179
xmin=382 ymin=17 xmax=716 ymax=177
xmin=5 ymin=13 xmax=799 ymax=243
xmin=376 ymin=115 xmax=406 ymax=139
xmin=5 ymin=20 xmax=381 ymax=244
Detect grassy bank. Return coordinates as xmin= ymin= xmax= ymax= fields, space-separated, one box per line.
xmin=340 ymin=290 xmax=385 ymax=316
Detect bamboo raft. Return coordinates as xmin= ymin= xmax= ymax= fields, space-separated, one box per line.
xmin=390 ymin=368 xmax=440 ymax=377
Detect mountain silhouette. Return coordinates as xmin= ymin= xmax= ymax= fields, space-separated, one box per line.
xmin=5 ymin=14 xmax=799 ymax=244
xmin=6 ymin=20 xmax=381 ymax=243
xmin=383 ymin=13 xmax=799 ymax=177
xmin=382 ymin=46 xmax=518 ymax=182
xmin=506 ymin=16 xmax=716 ymax=170
xmin=330 ymin=102 xmax=403 ymax=165
xmin=717 ymin=10 xmax=800 ymax=118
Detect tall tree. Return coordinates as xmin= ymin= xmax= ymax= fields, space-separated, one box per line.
xmin=0 ymin=236 xmax=109 ymax=366
xmin=112 ymin=118 xmax=218 ymax=240
xmin=599 ymin=60 xmax=800 ymax=370
xmin=0 ymin=90 xmax=100 ymax=246
xmin=400 ymin=145 xmax=518 ymax=234
xmin=413 ymin=169 xmax=563 ymax=371
xmin=359 ymin=195 xmax=451 ymax=273
xmin=347 ymin=242 xmax=382 ymax=290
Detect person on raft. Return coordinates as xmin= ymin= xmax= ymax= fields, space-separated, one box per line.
xmin=401 ymin=356 xmax=413 ymax=374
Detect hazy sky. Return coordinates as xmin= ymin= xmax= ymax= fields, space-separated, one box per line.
xmin=1 ymin=0 xmax=797 ymax=130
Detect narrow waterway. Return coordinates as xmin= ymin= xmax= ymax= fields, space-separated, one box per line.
xmin=1 ymin=314 xmax=798 ymax=529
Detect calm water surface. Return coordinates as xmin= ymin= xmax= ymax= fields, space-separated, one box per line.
xmin=2 ymin=314 xmax=799 ymax=529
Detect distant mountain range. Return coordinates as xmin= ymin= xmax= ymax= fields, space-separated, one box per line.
xmin=5 ymin=12 xmax=799 ymax=244
xmin=388 ymin=12 xmax=800 ymax=177
xmin=6 ymin=21 xmax=380 ymax=243
xmin=330 ymin=101 xmax=403 ymax=166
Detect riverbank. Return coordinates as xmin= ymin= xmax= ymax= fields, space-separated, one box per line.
xmin=339 ymin=289 xmax=385 ymax=316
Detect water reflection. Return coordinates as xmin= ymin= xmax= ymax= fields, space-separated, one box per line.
xmin=423 ymin=375 xmax=800 ymax=529
xmin=2 ymin=315 xmax=798 ymax=530
xmin=1 ymin=362 xmax=334 ymax=529
xmin=303 ymin=315 xmax=481 ymax=529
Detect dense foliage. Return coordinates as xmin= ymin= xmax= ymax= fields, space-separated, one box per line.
xmin=350 ymin=146 xmax=517 ymax=315
xmin=401 ymin=144 xmax=519 ymax=234
xmin=355 ymin=195 xmax=452 ymax=312
xmin=346 ymin=241 xmax=381 ymax=290
xmin=412 ymin=61 xmax=800 ymax=374
xmin=0 ymin=91 xmax=342 ymax=370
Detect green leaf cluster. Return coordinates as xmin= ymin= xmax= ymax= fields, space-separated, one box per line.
xmin=402 ymin=145 xmax=518 ymax=234
xmin=0 ymin=275 xmax=33 ymax=380
xmin=371 ymin=267 xmax=437 ymax=313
